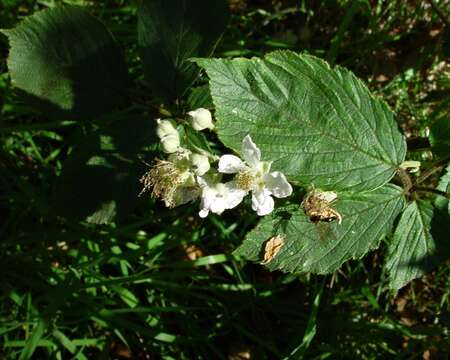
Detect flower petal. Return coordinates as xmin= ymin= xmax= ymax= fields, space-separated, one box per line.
xmin=224 ymin=181 xmax=247 ymax=209
xmin=210 ymin=199 xmax=227 ymax=214
xmin=199 ymin=209 xmax=209 ymax=218
xmin=218 ymin=155 xmax=246 ymax=173
xmin=264 ymin=171 xmax=293 ymax=198
xmin=241 ymin=135 xmax=261 ymax=168
xmin=252 ymin=189 xmax=275 ymax=216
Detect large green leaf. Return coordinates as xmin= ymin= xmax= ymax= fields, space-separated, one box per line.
xmin=385 ymin=201 xmax=437 ymax=291
xmin=137 ymin=0 xmax=229 ymax=101
xmin=52 ymin=116 xmax=157 ymax=224
xmin=234 ymin=184 xmax=405 ymax=274
xmin=1 ymin=5 xmax=129 ymax=119
xmin=196 ymin=51 xmax=406 ymax=192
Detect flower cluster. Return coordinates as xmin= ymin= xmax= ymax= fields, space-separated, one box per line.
xmin=140 ymin=108 xmax=293 ymax=218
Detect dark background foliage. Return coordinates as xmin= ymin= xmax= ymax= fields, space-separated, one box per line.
xmin=1 ymin=0 xmax=449 ymax=358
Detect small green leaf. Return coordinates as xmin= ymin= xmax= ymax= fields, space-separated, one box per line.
xmin=385 ymin=201 xmax=437 ymax=291
xmin=234 ymin=184 xmax=405 ymax=274
xmin=52 ymin=116 xmax=157 ymax=224
xmin=187 ymin=85 xmax=214 ymax=109
xmin=2 ymin=5 xmax=129 ymax=119
xmin=137 ymin=0 xmax=229 ymax=101
xmin=196 ymin=51 xmax=406 ymax=192
xmin=19 ymin=319 xmax=47 ymax=360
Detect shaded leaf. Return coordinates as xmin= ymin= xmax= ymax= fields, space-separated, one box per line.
xmin=52 ymin=116 xmax=157 ymax=224
xmin=234 ymin=184 xmax=405 ymax=274
xmin=429 ymin=117 xmax=450 ymax=157
xmin=385 ymin=201 xmax=437 ymax=291
xmin=2 ymin=5 xmax=129 ymax=119
xmin=137 ymin=0 xmax=229 ymax=101
xmin=435 ymin=164 xmax=450 ymax=215
xmin=196 ymin=51 xmax=406 ymax=192
xmin=187 ymin=85 xmax=214 ymax=109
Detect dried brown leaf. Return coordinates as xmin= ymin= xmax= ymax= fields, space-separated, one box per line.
xmin=261 ymin=235 xmax=284 ymax=264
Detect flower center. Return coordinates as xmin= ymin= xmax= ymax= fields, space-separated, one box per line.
xmin=140 ymin=159 xmax=191 ymax=207
xmin=236 ymin=170 xmax=255 ymax=191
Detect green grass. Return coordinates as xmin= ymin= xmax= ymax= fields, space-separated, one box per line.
xmin=1 ymin=0 xmax=450 ymax=358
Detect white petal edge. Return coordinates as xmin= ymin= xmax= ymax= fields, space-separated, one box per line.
xmin=264 ymin=171 xmax=293 ymax=198
xmin=252 ymin=189 xmax=275 ymax=216
xmin=218 ymin=155 xmax=246 ymax=174
xmin=241 ymin=135 xmax=261 ymax=168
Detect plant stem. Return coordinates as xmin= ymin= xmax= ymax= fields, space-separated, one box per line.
xmin=397 ymin=168 xmax=414 ymax=193
xmin=415 ymin=187 xmax=450 ymax=198
xmin=416 ymin=155 xmax=450 ymax=185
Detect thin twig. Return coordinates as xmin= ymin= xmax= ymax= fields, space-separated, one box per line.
xmin=427 ymin=0 xmax=450 ymax=27
xmin=416 ymin=155 xmax=450 ymax=184
xmin=415 ymin=187 xmax=450 ymax=198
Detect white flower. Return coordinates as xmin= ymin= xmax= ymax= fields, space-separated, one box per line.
xmin=156 ymin=119 xmax=177 ymax=138
xmin=197 ymin=175 xmax=246 ymax=218
xmin=156 ymin=119 xmax=180 ymax=153
xmin=218 ymin=135 xmax=293 ymax=216
xmin=189 ymin=153 xmax=210 ymax=176
xmin=187 ymin=108 xmax=214 ymax=131
xmin=160 ymin=133 xmax=180 ymax=153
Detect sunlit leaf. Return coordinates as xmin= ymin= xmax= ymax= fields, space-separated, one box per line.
xmin=196 ymin=51 xmax=406 ymax=191
xmin=234 ymin=184 xmax=405 ymax=274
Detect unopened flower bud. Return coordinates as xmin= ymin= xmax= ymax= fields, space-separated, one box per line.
xmin=187 ymin=108 xmax=214 ymax=131
xmin=190 ymin=153 xmax=210 ymax=176
xmin=156 ymin=119 xmax=178 ymax=139
xmin=160 ymin=133 xmax=180 ymax=153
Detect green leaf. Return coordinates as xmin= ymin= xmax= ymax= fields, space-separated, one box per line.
xmin=435 ymin=164 xmax=450 ymax=215
xmin=2 ymin=5 xmax=129 ymax=119
xmin=196 ymin=51 xmax=406 ymax=192
xmin=385 ymin=201 xmax=437 ymax=291
xmin=187 ymin=85 xmax=214 ymax=109
xmin=234 ymin=184 xmax=405 ymax=274
xmin=429 ymin=117 xmax=450 ymax=157
xmin=19 ymin=319 xmax=47 ymax=360
xmin=137 ymin=0 xmax=229 ymax=101
xmin=52 ymin=116 xmax=157 ymax=224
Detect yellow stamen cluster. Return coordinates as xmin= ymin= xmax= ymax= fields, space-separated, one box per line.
xmin=236 ymin=170 xmax=255 ymax=191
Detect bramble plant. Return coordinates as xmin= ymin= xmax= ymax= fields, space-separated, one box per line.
xmin=2 ymin=0 xmax=449 ymax=302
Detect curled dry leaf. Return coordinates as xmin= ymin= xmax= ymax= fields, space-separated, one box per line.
xmin=301 ymin=189 xmax=342 ymax=224
xmin=184 ymin=244 xmax=204 ymax=261
xmin=261 ymin=235 xmax=284 ymax=264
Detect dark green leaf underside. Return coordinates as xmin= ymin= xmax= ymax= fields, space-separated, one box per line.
xmin=429 ymin=117 xmax=450 ymax=156
xmin=197 ymin=51 xmax=406 ymax=192
xmin=234 ymin=184 xmax=405 ymax=274
xmin=2 ymin=5 xmax=129 ymax=119
xmin=138 ymin=0 xmax=229 ymax=101
xmin=385 ymin=201 xmax=437 ymax=291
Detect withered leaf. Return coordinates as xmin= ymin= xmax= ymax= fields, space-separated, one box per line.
xmin=261 ymin=235 xmax=284 ymax=264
